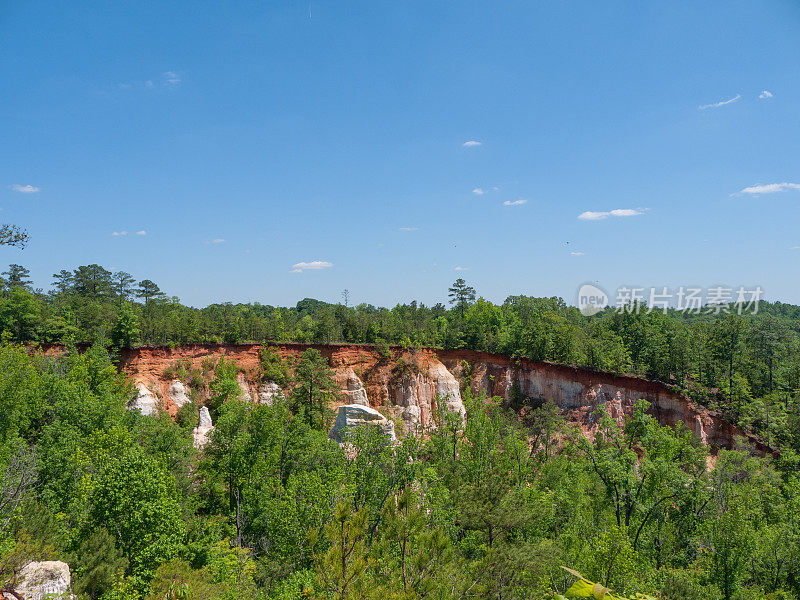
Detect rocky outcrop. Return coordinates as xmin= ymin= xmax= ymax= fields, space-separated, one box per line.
xmin=193 ymin=406 xmax=214 ymax=448
xmin=129 ymin=383 xmax=158 ymax=415
xmin=258 ymin=381 xmax=283 ymax=405
xmin=59 ymin=342 xmax=770 ymax=455
xmin=168 ymin=380 xmax=190 ymax=407
xmin=329 ymin=404 xmax=396 ymax=442
xmin=14 ymin=560 xmax=72 ymax=600
xmin=339 ymin=369 xmax=369 ymax=406
xmin=236 ymin=374 xmax=252 ymax=402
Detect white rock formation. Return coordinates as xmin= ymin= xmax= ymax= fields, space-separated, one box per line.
xmin=342 ymin=370 xmax=369 ymax=406
xmin=236 ymin=374 xmax=252 ymax=402
xmin=329 ymin=404 xmax=396 ymax=442
xmin=129 ymin=383 xmax=158 ymax=416
xmin=15 ymin=560 xmax=73 ymax=600
xmin=168 ymin=380 xmax=190 ymax=407
xmin=390 ymin=360 xmax=464 ymax=432
xmin=258 ymin=381 xmax=284 ymax=405
xmin=193 ymin=406 xmax=214 ymax=448
xmin=430 ymin=361 xmax=465 ymax=417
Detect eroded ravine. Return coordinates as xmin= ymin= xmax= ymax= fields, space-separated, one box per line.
xmin=94 ymin=343 xmax=774 ymax=456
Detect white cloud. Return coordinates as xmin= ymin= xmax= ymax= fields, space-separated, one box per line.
xmin=454 ymin=266 xmax=468 ymax=271
xmin=503 ymin=199 xmax=527 ymax=206
xmin=472 ymin=188 xmax=484 ymax=195
xmin=609 ymin=208 xmax=642 ymax=217
xmin=790 ymin=246 xmax=800 ymax=251
xmin=462 ymin=140 xmax=482 ymax=147
xmin=698 ymin=94 xmax=741 ymax=110
xmin=291 ymin=260 xmax=333 ymax=272
xmin=112 ymin=230 xmax=128 ymax=237
xmin=10 ymin=184 xmax=39 ymax=193
xmin=759 ymin=90 xmax=774 ymax=99
xmin=570 ymin=251 xmax=585 ymax=256
xmin=211 ymin=238 xmax=226 ymax=244
xmin=398 ymin=226 xmax=419 ymax=231
xmin=578 ymin=208 xmax=643 ymax=220
xmin=163 ymin=71 xmax=181 ymax=87
xmin=136 ymin=230 xmax=147 ymax=236
xmin=737 ymin=182 xmax=800 ymax=195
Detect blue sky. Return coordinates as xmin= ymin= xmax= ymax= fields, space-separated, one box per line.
xmin=2 ymin=1 xmax=799 ymax=308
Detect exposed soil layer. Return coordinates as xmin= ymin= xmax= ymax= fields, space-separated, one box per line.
xmin=38 ymin=343 xmax=774 ymax=456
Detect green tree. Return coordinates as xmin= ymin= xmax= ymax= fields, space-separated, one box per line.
xmin=136 ymin=279 xmax=164 ymax=304
xmin=291 ymin=349 xmax=339 ymax=429
xmin=309 ymin=502 xmax=372 ymax=600
xmin=2 ymin=264 xmax=32 ymax=290
xmin=74 ymin=527 xmax=129 ymax=600
xmin=112 ymin=272 xmax=137 ymax=302
xmin=448 ymin=278 xmax=476 ymax=317
xmin=111 ymin=304 xmax=142 ymax=348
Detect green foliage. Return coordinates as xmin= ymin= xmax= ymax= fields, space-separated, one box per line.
xmin=111 ymin=304 xmax=141 ymax=348
xmin=290 ymin=349 xmax=338 ymax=430
xmin=73 ymin=527 xmax=128 ymax=600
xmin=259 ymin=345 xmax=288 ymax=386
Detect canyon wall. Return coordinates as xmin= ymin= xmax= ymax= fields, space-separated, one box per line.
xmin=103 ymin=343 xmax=772 ymax=456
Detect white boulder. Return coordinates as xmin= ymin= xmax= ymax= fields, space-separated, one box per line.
xmin=168 ymin=380 xmax=190 ymax=407
xmin=15 ymin=560 xmax=73 ymax=600
xmin=329 ymin=404 xmax=396 ymax=442
xmin=129 ymin=383 xmax=158 ymax=416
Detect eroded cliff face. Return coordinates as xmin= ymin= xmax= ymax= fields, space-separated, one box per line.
xmin=109 ymin=343 xmax=771 ymax=456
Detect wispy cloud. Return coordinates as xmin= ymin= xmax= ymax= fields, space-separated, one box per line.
xmin=118 ymin=71 xmax=181 ymax=91
xmin=398 ymin=226 xmax=419 ymax=231
xmin=472 ymin=188 xmax=484 ymax=195
xmin=454 ymin=266 xmax=468 ymax=271
xmin=462 ymin=140 xmax=482 ymax=148
xmin=211 ymin=238 xmax=226 ymax=244
xmin=578 ymin=208 xmax=644 ymax=221
xmin=790 ymin=246 xmax=800 ymax=251
xmin=163 ymin=71 xmax=181 ymax=87
xmin=503 ymin=199 xmax=527 ymax=206
xmin=570 ymin=251 xmax=585 ymax=256
xmin=10 ymin=184 xmax=39 ymax=193
xmin=698 ymin=94 xmax=741 ymax=110
xmin=136 ymin=230 xmax=147 ymax=236
xmin=112 ymin=231 xmax=128 ymax=237
xmin=291 ymin=260 xmax=333 ymax=273
xmin=759 ymin=90 xmax=774 ymax=99
xmin=737 ymin=182 xmax=800 ymax=195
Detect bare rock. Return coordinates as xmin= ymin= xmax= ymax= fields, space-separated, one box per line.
xmin=15 ymin=560 xmax=73 ymax=600
xmin=329 ymin=404 xmax=395 ymax=443
xmin=258 ymin=381 xmax=283 ymax=405
xmin=430 ymin=361 xmax=465 ymax=417
xmin=343 ymin=370 xmax=369 ymax=406
xmin=193 ymin=406 xmax=214 ymax=448
xmin=168 ymin=380 xmax=190 ymax=407
xmin=236 ymin=374 xmax=252 ymax=402
xmin=129 ymin=383 xmax=158 ymax=416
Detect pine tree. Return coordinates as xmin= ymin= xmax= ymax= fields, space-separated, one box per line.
xmin=291 ymin=348 xmax=339 ymax=429
xmin=448 ymin=278 xmax=476 ymax=317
